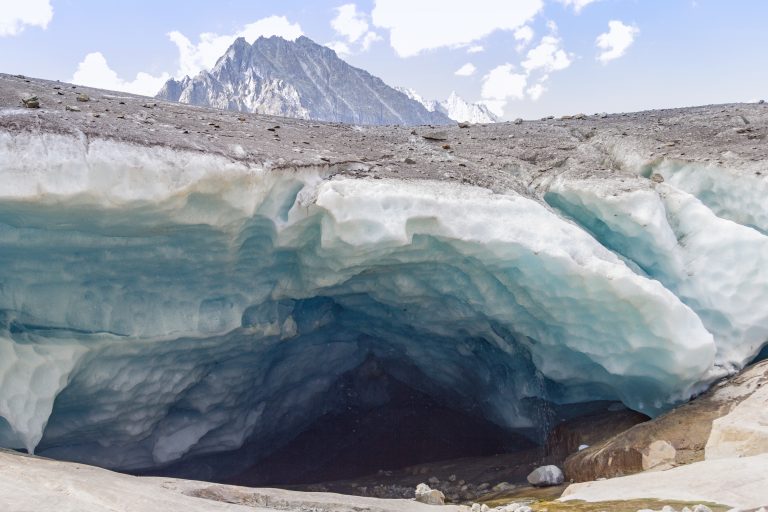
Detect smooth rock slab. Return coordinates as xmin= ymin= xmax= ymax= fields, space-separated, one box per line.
xmin=0 ymin=449 xmax=466 ymax=512
xmin=561 ymin=453 xmax=768 ymax=509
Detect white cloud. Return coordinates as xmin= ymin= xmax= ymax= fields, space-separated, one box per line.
xmin=522 ymin=35 xmax=572 ymax=73
xmin=169 ymin=15 xmax=303 ymax=77
xmin=596 ymin=20 xmax=639 ymax=63
xmin=527 ymin=83 xmax=546 ymax=100
xmin=480 ymin=64 xmax=527 ymax=116
xmin=331 ymin=4 xmax=369 ymax=42
xmin=0 ymin=0 xmax=53 ymax=36
xmin=360 ymin=31 xmax=382 ymax=50
xmin=71 ymin=52 xmax=170 ymax=96
xmin=326 ymin=40 xmax=353 ymax=57
xmin=558 ymin=0 xmax=600 ymax=13
xmin=479 ymin=23 xmax=571 ymax=113
xmin=329 ymin=3 xmax=381 ymax=56
xmin=514 ymin=25 xmax=534 ymax=50
xmin=467 ymin=45 xmax=485 ymax=54
xmin=371 ymin=0 xmax=543 ymax=57
xmin=454 ymin=63 xmax=477 ymax=76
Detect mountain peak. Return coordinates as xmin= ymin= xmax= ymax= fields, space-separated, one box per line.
xmin=397 ymin=87 xmax=498 ymax=124
xmin=157 ymin=36 xmax=452 ymax=126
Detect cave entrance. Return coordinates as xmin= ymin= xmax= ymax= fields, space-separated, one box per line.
xmin=225 ymin=355 xmax=537 ymax=487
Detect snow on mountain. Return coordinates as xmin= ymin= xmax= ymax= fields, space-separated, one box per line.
xmin=396 ymin=87 xmax=499 ymax=124
xmin=157 ymin=36 xmax=452 ymax=126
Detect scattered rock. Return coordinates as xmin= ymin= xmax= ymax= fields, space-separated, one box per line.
xmin=578 ymin=444 xmax=589 ymax=451
xmin=448 ymin=474 xmax=456 ymax=482
xmin=526 ymin=465 xmax=564 ymax=487
xmin=21 ymin=95 xmax=39 ymax=108
xmin=414 ymin=483 xmax=445 ymax=505
xmin=458 ymin=122 xmax=471 ymax=128
xmin=759 ymin=99 xmax=765 ymax=104
xmin=427 ymin=476 xmax=439 ymax=485
xmin=422 ymin=131 xmax=449 ymax=141
xmin=441 ymin=144 xmax=451 ymax=150
xmin=65 ymin=105 xmax=81 ymax=112
xmin=513 ymin=118 xmax=523 ymax=125
xmin=76 ymin=93 xmax=90 ymax=102
xmin=650 ymin=173 xmax=665 ymax=183
xmin=404 ymin=157 xmax=417 ymax=164
xmin=599 ymin=112 xmax=609 ymax=118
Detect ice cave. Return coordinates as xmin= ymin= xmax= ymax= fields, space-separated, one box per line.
xmin=1 ymin=126 xmax=767 ymax=485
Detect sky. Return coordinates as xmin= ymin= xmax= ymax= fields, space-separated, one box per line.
xmin=1 ymin=0 xmax=766 ymax=120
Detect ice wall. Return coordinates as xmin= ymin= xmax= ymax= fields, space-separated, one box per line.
xmin=0 ymin=133 xmax=764 ymax=474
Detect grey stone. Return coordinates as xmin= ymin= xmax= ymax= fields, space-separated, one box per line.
xmin=414 ymin=483 xmax=444 ymax=505
xmin=21 ymin=95 xmax=39 ymax=108
xmin=526 ymin=465 xmax=564 ymax=487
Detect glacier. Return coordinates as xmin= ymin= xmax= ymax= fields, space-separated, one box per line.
xmin=1 ymin=75 xmax=767 ymax=482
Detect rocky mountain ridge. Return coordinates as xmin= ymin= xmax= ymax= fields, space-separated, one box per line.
xmin=157 ymin=36 xmax=452 ymax=126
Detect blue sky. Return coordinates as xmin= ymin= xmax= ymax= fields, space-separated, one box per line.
xmin=1 ymin=0 xmax=767 ymax=120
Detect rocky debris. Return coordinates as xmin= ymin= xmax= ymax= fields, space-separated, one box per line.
xmin=513 ymin=118 xmax=523 ymax=125
xmin=471 ymin=502 xmax=531 ymax=512
xmin=526 ymin=465 xmax=564 ymax=487
xmin=21 ymin=95 xmax=39 ymax=108
xmin=759 ymin=99 xmax=765 ymax=104
xmin=565 ymin=361 xmax=768 ymax=482
xmin=458 ymin=122 xmax=471 ymax=128
xmin=414 ymin=483 xmax=445 ymax=505
xmin=650 ymin=173 xmax=665 ymax=183
xmin=76 ymin=93 xmax=90 ymax=102
xmin=636 ymin=506 xmax=715 ymax=512
xmin=65 ymin=105 xmax=81 ymax=112
xmin=599 ymin=112 xmax=609 ymax=118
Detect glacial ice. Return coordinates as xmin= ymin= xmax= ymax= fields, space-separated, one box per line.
xmin=0 ymin=133 xmax=764 ymax=476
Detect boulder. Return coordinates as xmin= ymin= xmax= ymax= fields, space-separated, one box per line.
xmin=705 ymin=380 xmax=768 ymax=459
xmin=415 ymin=483 xmax=445 ymax=505
xmin=526 ymin=465 xmax=564 ymax=487
xmin=564 ymin=360 xmax=768 ymax=482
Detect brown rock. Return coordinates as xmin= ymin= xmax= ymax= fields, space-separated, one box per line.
xmin=564 ymin=360 xmax=768 ymax=482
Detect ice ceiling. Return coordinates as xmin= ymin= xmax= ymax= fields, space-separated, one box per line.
xmin=0 ymin=134 xmax=766 ymax=481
